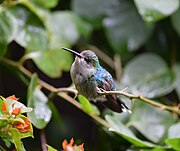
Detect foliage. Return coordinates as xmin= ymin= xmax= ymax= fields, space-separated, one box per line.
xmin=0 ymin=0 xmax=180 ymax=151
xmin=0 ymin=95 xmax=33 ymax=151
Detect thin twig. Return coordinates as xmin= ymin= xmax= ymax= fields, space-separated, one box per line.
xmin=98 ymin=89 xmax=180 ymax=115
xmin=1 ymin=58 xmax=110 ymax=128
xmin=57 ymin=87 xmax=78 ymax=97
xmin=20 ymin=66 xmax=110 ymax=128
xmin=114 ymin=54 xmax=122 ymax=80
xmin=40 ymin=129 xmax=47 ymax=151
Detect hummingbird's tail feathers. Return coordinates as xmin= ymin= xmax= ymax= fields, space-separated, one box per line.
xmin=121 ymin=103 xmax=132 ymax=114
xmin=101 ymin=95 xmax=131 ymax=113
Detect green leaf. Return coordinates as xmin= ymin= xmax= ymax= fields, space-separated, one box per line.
xmin=165 ymin=138 xmax=180 ymax=151
xmin=30 ymin=50 xmax=73 ymax=78
xmin=171 ymin=8 xmax=180 ymax=36
xmin=105 ymin=114 xmax=156 ymax=147
xmin=134 ymin=0 xmax=179 ymax=22
xmin=49 ymin=101 xmax=65 ymax=131
xmin=0 ymin=11 xmax=17 ymax=56
xmin=27 ymin=74 xmax=52 ymax=129
xmin=173 ymin=64 xmax=180 ymax=99
xmin=10 ymin=128 xmax=26 ymax=151
xmin=166 ymin=122 xmax=180 ymax=150
xmin=120 ymin=53 xmax=175 ymax=98
xmin=141 ymin=148 xmax=168 ymax=151
xmin=0 ymin=11 xmax=17 ymax=43
xmin=0 ymin=38 xmax=7 ymax=56
xmin=103 ymin=0 xmax=153 ymax=52
xmin=46 ymin=11 xmax=92 ymax=50
xmin=78 ymin=95 xmax=100 ymax=115
xmin=129 ymin=101 xmax=176 ymax=143
xmin=30 ymin=0 xmax=59 ymax=8
xmin=71 ymin=0 xmax=105 ymax=27
xmin=167 ymin=122 xmax=180 ymax=138
xmin=9 ymin=4 xmax=48 ymax=51
xmin=72 ymin=0 xmax=152 ymax=52
xmin=46 ymin=144 xmax=58 ymax=151
xmin=0 ymin=146 xmax=7 ymax=151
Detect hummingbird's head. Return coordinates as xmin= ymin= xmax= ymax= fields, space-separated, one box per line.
xmin=61 ymin=48 xmax=100 ymax=69
xmin=80 ymin=50 xmax=99 ymax=69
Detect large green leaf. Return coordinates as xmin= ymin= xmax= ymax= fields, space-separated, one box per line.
xmin=171 ymin=8 xmax=180 ymax=36
xmin=129 ymin=101 xmax=176 ymax=143
xmin=47 ymin=145 xmax=58 ymax=151
xmin=9 ymin=4 xmax=48 ymax=51
xmin=71 ymin=0 xmax=105 ymax=27
xmin=134 ymin=0 xmax=179 ymax=22
xmin=120 ymin=53 xmax=175 ymax=98
xmin=30 ymin=50 xmax=72 ymax=78
xmin=105 ymin=114 xmax=156 ymax=147
xmin=166 ymin=122 xmax=180 ymax=150
xmin=46 ymin=11 xmax=92 ymax=50
xmin=0 ymin=39 xmax=7 ymax=56
xmin=165 ymin=138 xmax=180 ymax=151
xmin=173 ymin=63 xmax=180 ymax=99
xmin=0 ymin=11 xmax=17 ymax=56
xmin=72 ymin=0 xmax=153 ymax=52
xmin=103 ymin=0 xmax=153 ymax=52
xmin=27 ymin=74 xmax=52 ymax=129
xmin=167 ymin=122 xmax=180 ymax=138
xmin=141 ymin=148 xmax=168 ymax=151
xmin=30 ymin=0 xmax=59 ymax=8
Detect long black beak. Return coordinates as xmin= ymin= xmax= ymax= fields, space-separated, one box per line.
xmin=61 ymin=47 xmax=83 ymax=58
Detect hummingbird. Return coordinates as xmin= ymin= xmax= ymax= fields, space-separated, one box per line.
xmin=62 ymin=47 xmax=131 ymax=113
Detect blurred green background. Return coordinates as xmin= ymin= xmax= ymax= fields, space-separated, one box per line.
xmin=0 ymin=0 xmax=180 ymax=151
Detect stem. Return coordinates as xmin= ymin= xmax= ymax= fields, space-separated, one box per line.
xmin=2 ymin=57 xmax=179 ymax=122
xmin=1 ymin=58 xmax=110 ymax=128
xmin=40 ymin=129 xmax=47 ymax=151
xmin=114 ymin=54 xmax=122 ymax=80
xmin=98 ymin=89 xmax=180 ymax=115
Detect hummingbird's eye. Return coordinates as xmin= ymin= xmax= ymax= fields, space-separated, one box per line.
xmin=85 ymin=57 xmax=91 ymax=63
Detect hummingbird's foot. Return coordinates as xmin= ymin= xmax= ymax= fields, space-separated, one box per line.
xmin=97 ymin=87 xmax=107 ymax=96
xmin=96 ymin=87 xmax=103 ymax=93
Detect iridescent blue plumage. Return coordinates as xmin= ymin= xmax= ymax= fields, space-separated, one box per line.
xmin=95 ymin=66 xmax=116 ymax=91
xmin=61 ymin=48 xmax=131 ymax=113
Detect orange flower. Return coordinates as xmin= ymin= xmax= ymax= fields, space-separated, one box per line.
xmin=6 ymin=95 xmax=19 ymax=101
xmin=13 ymin=117 xmax=31 ymax=133
xmin=1 ymin=101 xmax=7 ymax=112
xmin=11 ymin=103 xmax=21 ymax=115
xmin=11 ymin=107 xmax=21 ymax=115
xmin=1 ymin=95 xmax=21 ymax=115
xmin=62 ymin=138 xmax=84 ymax=151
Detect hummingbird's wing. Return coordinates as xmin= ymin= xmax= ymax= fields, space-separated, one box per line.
xmin=96 ymin=69 xmax=131 ymax=113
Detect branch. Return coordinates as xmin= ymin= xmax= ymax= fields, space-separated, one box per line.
xmin=40 ymin=129 xmax=47 ymax=151
xmin=98 ymin=89 xmax=180 ymax=115
xmin=1 ymin=58 xmax=110 ymax=128
xmin=114 ymin=54 xmax=122 ymax=80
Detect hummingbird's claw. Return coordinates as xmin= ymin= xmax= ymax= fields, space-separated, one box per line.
xmin=97 ymin=87 xmax=106 ymax=94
